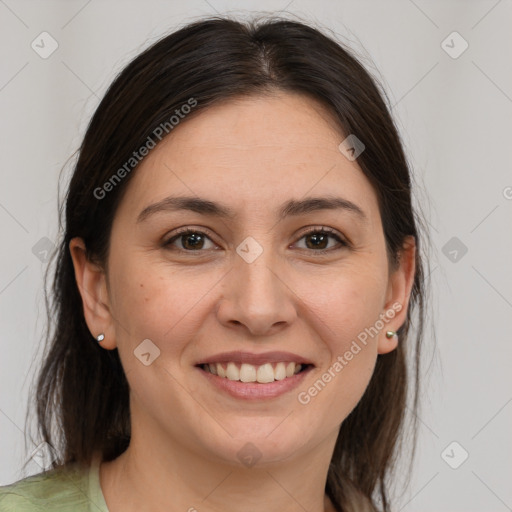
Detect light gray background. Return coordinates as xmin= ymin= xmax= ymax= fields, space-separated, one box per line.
xmin=1 ymin=1 xmax=511 ymax=511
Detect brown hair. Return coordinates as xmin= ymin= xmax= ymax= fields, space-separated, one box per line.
xmin=25 ymin=14 xmax=432 ymax=512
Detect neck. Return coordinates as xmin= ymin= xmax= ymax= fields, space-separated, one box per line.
xmin=100 ymin=420 xmax=339 ymax=512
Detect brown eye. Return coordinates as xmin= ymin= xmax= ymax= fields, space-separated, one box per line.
xmin=294 ymin=227 xmax=348 ymax=253
xmin=164 ymin=229 xmax=216 ymax=251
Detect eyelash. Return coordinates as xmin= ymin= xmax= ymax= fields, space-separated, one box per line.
xmin=162 ymin=226 xmax=349 ymax=255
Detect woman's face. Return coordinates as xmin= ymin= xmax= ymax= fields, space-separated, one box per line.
xmin=76 ymin=92 xmax=414 ymax=467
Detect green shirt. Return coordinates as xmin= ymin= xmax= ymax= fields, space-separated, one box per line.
xmin=0 ymin=452 xmax=109 ymax=511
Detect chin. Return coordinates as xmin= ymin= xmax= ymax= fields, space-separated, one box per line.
xmin=204 ymin=424 xmax=311 ymax=468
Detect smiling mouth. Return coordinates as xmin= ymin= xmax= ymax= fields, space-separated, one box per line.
xmin=196 ymin=361 xmax=313 ymax=384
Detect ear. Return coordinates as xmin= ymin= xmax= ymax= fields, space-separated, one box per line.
xmin=69 ymin=237 xmax=117 ymax=350
xmin=378 ymin=235 xmax=416 ymax=355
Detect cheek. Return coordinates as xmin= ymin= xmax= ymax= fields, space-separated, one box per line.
xmin=294 ymin=268 xmax=386 ymax=419
xmin=108 ymin=257 xmax=219 ymax=354
xmin=295 ymin=275 xmax=381 ymax=424
xmin=295 ymin=265 xmax=387 ymax=351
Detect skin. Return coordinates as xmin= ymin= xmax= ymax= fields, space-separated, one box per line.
xmin=70 ymin=92 xmax=416 ymax=512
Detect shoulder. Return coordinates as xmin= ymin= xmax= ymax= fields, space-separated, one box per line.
xmin=0 ymin=461 xmax=98 ymax=512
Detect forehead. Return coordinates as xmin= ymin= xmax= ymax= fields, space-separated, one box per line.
xmin=116 ymin=92 xmax=380 ymax=225
xmin=163 ymin=93 xmax=345 ymax=160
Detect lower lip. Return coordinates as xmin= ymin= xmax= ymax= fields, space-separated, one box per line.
xmin=196 ymin=365 xmax=314 ymax=401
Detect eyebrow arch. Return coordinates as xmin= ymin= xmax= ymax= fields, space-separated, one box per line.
xmin=136 ymin=195 xmax=367 ymax=223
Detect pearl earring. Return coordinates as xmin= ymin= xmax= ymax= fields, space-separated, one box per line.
xmin=385 ymin=331 xmax=397 ymax=339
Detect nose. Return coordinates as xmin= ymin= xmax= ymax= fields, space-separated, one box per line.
xmin=216 ymin=246 xmax=297 ymax=337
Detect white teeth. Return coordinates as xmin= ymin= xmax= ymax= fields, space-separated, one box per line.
xmin=240 ymin=363 xmax=257 ymax=382
xmin=256 ymin=363 xmax=274 ymax=383
xmin=226 ymin=362 xmax=240 ymax=381
xmin=216 ymin=363 xmax=226 ymax=378
xmin=274 ymin=362 xmax=287 ymax=380
xmin=203 ymin=361 xmax=304 ymax=383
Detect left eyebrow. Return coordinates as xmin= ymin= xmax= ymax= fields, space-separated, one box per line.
xmin=278 ymin=196 xmax=367 ymax=223
xmin=136 ymin=195 xmax=368 ymax=224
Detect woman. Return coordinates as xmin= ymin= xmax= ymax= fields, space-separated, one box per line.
xmin=0 ymin=14 xmax=429 ymax=512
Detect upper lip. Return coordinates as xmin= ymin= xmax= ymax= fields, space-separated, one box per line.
xmin=195 ymin=351 xmax=314 ymax=366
